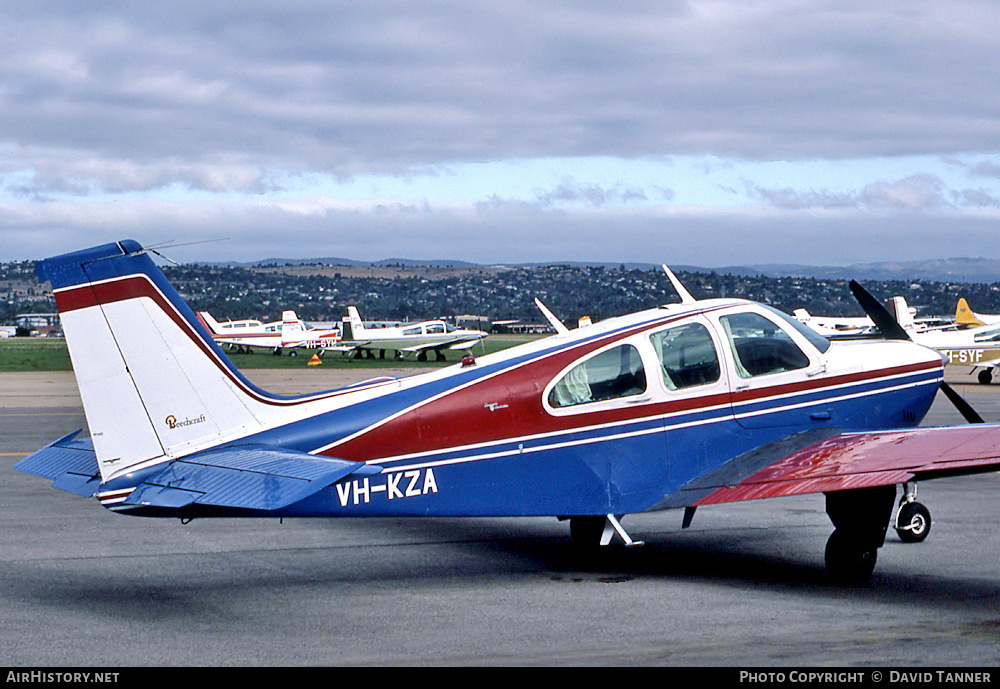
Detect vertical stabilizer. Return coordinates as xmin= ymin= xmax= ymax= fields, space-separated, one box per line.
xmin=343 ymin=306 xmax=365 ymax=341
xmin=197 ymin=311 xmax=224 ymax=335
xmin=956 ymin=298 xmax=985 ymax=327
xmin=36 ymin=240 xmax=286 ymax=482
xmin=886 ymin=296 xmax=916 ymax=331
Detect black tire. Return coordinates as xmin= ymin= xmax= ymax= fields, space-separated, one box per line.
xmin=978 ymin=370 xmax=993 ymax=385
xmin=569 ymin=516 xmax=606 ymax=549
xmin=895 ymin=502 xmax=931 ymax=543
xmin=825 ymin=529 xmax=878 ymax=584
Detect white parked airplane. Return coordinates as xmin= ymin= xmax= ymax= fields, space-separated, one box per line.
xmin=793 ymin=309 xmax=874 ymax=337
xmin=860 ymin=296 xmax=1000 ymax=385
xmin=199 ymin=310 xmax=340 ymax=354
xmin=329 ymin=306 xmax=487 ymax=360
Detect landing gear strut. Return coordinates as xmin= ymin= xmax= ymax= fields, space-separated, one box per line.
xmin=824 ymin=485 xmax=896 ymax=583
xmin=568 ymin=515 xmax=644 ymax=549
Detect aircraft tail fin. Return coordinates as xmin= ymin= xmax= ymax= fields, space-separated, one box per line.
xmin=197 ymin=311 xmax=224 ymax=335
xmin=280 ymin=309 xmax=307 ymax=345
xmin=886 ymin=296 xmax=916 ymax=331
xmin=36 ymin=240 xmax=288 ymax=483
xmin=956 ymin=298 xmax=985 ymax=327
xmin=343 ymin=306 xmax=365 ymax=341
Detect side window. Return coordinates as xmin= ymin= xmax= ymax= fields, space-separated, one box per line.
xmin=720 ymin=312 xmax=810 ymax=378
xmin=548 ymin=344 xmax=646 ymax=408
xmin=650 ymin=322 xmax=720 ymax=390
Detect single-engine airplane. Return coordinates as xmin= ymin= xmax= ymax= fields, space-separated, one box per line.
xmin=328 ymin=306 xmax=487 ymax=360
xmin=872 ymin=296 xmax=1000 ymax=386
xmin=199 ymin=309 xmax=341 ymax=354
xmin=17 ymin=240 xmax=1000 ymax=583
xmin=793 ymin=309 xmax=874 ymax=337
xmin=955 ymin=298 xmax=1000 ymax=328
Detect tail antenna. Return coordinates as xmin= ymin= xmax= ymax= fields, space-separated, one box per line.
xmin=124 ymin=238 xmax=231 ymax=265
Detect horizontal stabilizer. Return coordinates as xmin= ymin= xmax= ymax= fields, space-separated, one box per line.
xmin=123 ymin=444 xmax=382 ymax=512
xmin=14 ymin=431 xmax=101 ymax=497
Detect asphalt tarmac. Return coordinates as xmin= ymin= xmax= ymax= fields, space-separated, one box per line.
xmin=3 ymin=367 xmax=1000 ymax=667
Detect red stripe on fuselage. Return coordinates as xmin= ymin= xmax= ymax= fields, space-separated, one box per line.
xmin=327 ymin=324 xmax=942 ymax=464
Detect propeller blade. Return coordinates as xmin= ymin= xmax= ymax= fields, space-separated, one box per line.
xmin=849 ymin=281 xmax=985 ymax=424
xmin=939 ymin=381 xmax=985 ymax=424
xmin=848 ymin=280 xmax=910 ymax=340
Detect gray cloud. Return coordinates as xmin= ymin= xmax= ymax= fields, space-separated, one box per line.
xmin=3 ymin=1 xmax=1000 ymax=194
xmin=1 ymin=2 xmax=999 ymax=266
xmin=747 ymin=173 xmax=1000 ymax=211
xmin=533 ymin=180 xmax=650 ymax=208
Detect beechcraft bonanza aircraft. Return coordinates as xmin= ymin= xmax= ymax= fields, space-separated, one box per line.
xmin=198 ymin=309 xmax=341 ymax=355
xmin=17 ymin=240 xmax=1000 ymax=583
xmin=328 ymin=306 xmax=487 ymax=360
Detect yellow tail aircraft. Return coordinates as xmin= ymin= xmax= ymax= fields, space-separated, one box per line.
xmin=955 ymin=298 xmax=1000 ymax=328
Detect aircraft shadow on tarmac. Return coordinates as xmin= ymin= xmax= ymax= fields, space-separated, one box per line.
xmin=6 ymin=510 xmax=999 ymax=624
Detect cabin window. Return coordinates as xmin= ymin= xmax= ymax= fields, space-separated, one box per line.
xmin=649 ymin=322 xmax=720 ymax=390
xmin=402 ymin=326 xmax=421 ymax=336
xmin=720 ymin=312 xmax=810 ymax=378
xmin=548 ymin=344 xmax=646 ymax=408
xmin=426 ymin=323 xmax=445 ymax=334
xmin=974 ymin=327 xmax=1000 ymax=343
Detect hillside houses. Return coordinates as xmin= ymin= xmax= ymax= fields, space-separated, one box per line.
xmin=5 ymin=259 xmax=1000 ymax=330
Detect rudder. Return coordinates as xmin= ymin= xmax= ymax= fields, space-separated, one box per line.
xmin=37 ymin=240 xmax=286 ymax=483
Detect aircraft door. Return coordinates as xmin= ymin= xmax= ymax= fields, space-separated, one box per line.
xmin=714 ymin=307 xmax=834 ymax=430
xmin=648 ymin=316 xmax=738 ymax=484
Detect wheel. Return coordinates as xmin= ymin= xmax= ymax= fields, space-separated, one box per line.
xmin=569 ymin=516 xmax=606 ymax=549
xmin=895 ymin=501 xmax=931 ymax=543
xmin=825 ymin=529 xmax=877 ymax=584
xmin=978 ymin=370 xmax=993 ymax=385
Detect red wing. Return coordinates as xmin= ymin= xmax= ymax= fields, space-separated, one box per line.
xmin=666 ymin=425 xmax=1000 ymax=507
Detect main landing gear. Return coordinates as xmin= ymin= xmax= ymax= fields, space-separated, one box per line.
xmin=824 ymin=486 xmax=896 ymax=584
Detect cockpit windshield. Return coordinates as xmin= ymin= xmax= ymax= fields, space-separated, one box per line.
xmin=762 ymin=305 xmax=832 ymax=353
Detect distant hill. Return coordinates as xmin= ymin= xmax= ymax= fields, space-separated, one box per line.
xmin=210 ymin=256 xmax=1000 ymax=284
xmin=711 ymin=258 xmax=1000 ymax=283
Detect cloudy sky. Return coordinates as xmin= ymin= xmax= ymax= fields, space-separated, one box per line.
xmin=2 ymin=1 xmax=998 ymax=267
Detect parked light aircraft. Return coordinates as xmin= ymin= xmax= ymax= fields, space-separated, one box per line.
xmin=793 ymin=310 xmax=874 ymax=337
xmin=955 ymin=298 xmax=1000 ymax=328
xmin=913 ymin=320 xmax=1000 ymax=385
xmin=328 ymin=306 xmax=487 ymax=360
xmin=795 ymin=299 xmax=955 ymax=339
xmin=19 ymin=240 xmax=1000 ymax=583
xmin=199 ymin=310 xmax=340 ymax=354
xmin=863 ymin=296 xmax=1000 ymax=386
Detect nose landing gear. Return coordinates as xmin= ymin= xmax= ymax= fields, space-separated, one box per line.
xmin=894 ymin=482 xmax=931 ymax=543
